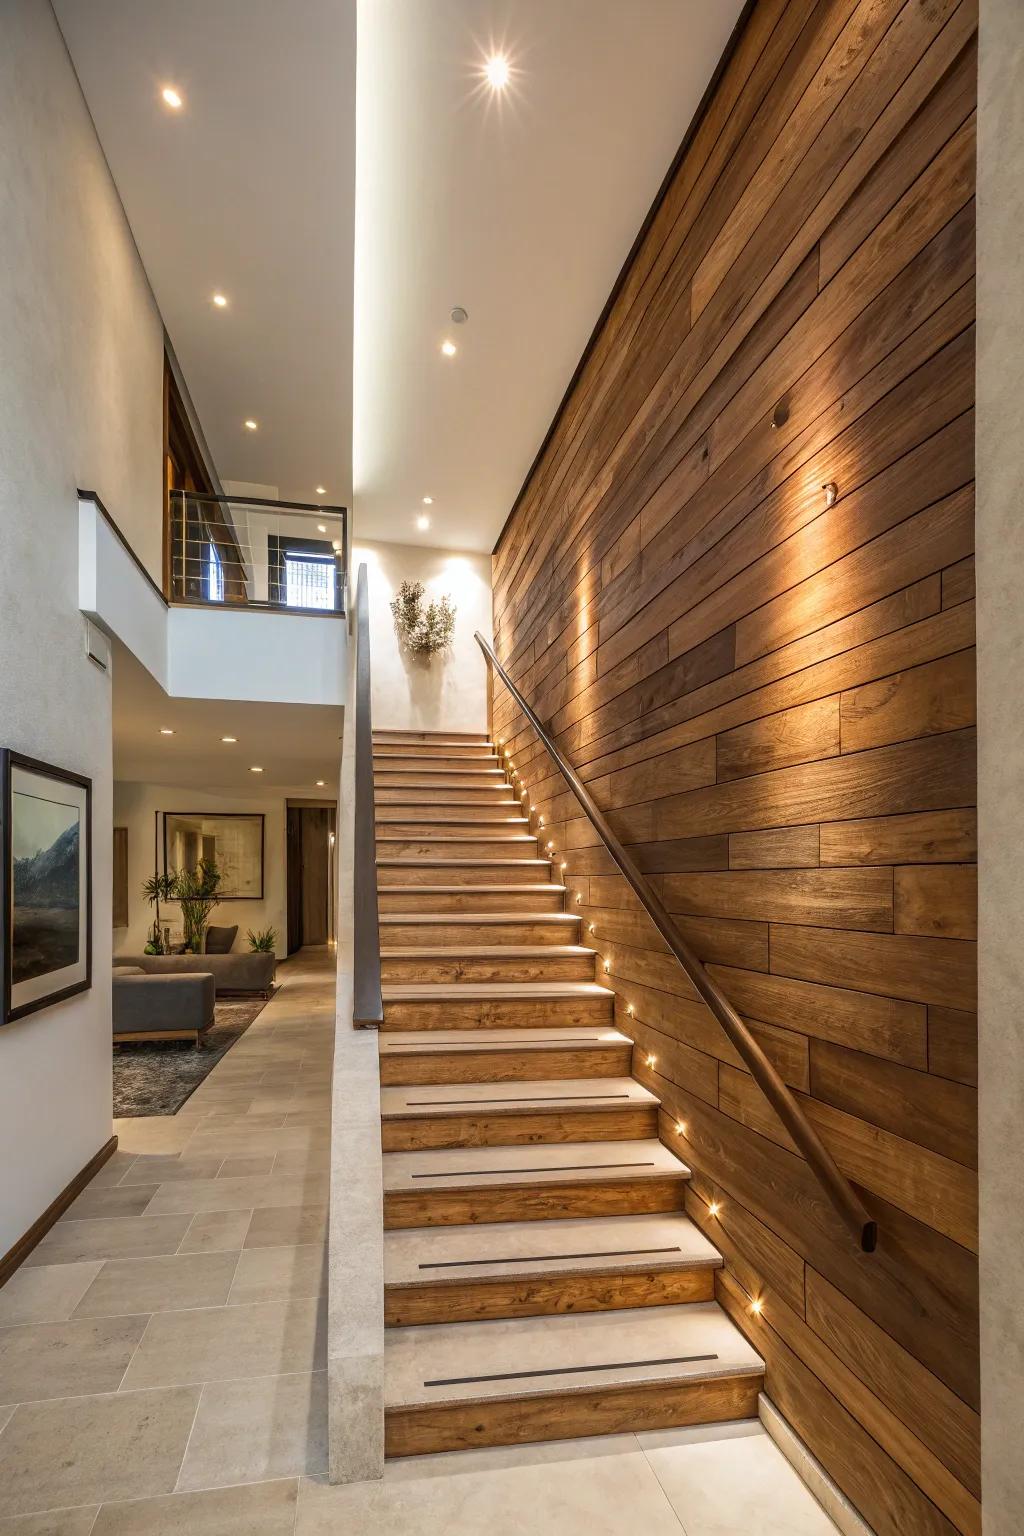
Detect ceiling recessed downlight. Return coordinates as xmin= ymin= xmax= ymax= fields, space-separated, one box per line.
xmin=422 ymin=496 xmax=433 ymax=505
xmin=315 ymin=486 xmax=326 ymax=496
xmin=416 ymin=514 xmax=430 ymax=532
xmin=483 ymin=54 xmax=511 ymax=90
xmin=212 ymin=293 xmax=228 ymax=308
xmin=161 ymin=85 xmax=183 ymax=110
xmin=440 ymin=340 xmax=457 ymax=358
xmin=244 ymin=419 xmax=258 ymax=432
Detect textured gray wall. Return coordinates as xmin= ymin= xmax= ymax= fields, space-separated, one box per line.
xmin=977 ymin=1 xmax=1024 ymax=1529
xmin=0 ymin=0 xmax=164 ymax=1252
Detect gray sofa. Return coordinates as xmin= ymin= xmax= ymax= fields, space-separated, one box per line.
xmin=112 ymin=967 xmax=215 ymax=1046
xmin=114 ymin=951 xmax=276 ymax=997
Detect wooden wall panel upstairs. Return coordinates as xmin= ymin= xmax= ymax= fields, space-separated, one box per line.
xmin=491 ymin=3 xmax=979 ymax=1533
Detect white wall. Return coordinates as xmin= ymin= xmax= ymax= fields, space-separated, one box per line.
xmin=977 ymin=2 xmax=1024 ymax=1527
xmin=354 ymin=539 xmax=492 ymax=733
xmin=113 ymin=784 xmax=288 ymax=960
xmin=0 ymin=0 xmax=165 ymax=1256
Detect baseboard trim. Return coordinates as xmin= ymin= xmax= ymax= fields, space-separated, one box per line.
xmin=759 ymin=1393 xmax=876 ymax=1536
xmin=0 ymin=1135 xmax=118 ymax=1287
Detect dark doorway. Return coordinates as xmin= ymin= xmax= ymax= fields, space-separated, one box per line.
xmin=286 ymin=804 xmax=336 ymax=954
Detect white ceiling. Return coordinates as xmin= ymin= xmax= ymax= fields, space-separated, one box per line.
xmin=53 ymin=0 xmax=356 ymax=511
xmin=112 ymin=643 xmax=342 ymax=796
xmin=354 ymin=0 xmax=744 ymax=551
xmin=55 ymin=0 xmax=742 ymax=553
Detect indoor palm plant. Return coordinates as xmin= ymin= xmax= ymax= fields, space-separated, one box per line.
xmin=173 ymin=857 xmax=222 ymax=953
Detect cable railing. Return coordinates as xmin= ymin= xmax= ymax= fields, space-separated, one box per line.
xmin=475 ymin=630 xmax=877 ymax=1254
xmin=168 ymin=490 xmax=348 ymax=614
xmin=352 ymin=564 xmax=383 ymax=1026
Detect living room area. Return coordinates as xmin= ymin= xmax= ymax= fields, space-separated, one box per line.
xmin=109 ymin=639 xmax=342 ymax=1119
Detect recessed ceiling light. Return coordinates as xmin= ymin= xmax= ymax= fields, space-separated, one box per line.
xmin=315 ymin=486 xmax=326 ymax=497
xmin=316 ymin=780 xmax=326 ymax=787
xmin=244 ymin=419 xmax=258 ymax=432
xmin=317 ymin=523 xmax=327 ymax=533
xmin=159 ymin=728 xmax=174 ymax=736
xmin=416 ymin=514 xmax=430 ymax=531
xmin=440 ymin=340 xmax=457 ymax=357
xmin=250 ymin=765 xmax=263 ymax=773
xmin=161 ymin=86 xmax=183 ymax=110
xmin=422 ymin=496 xmax=433 ymax=505
xmin=483 ymin=54 xmax=511 ymax=90
xmin=212 ymin=293 xmax=228 ymax=308
xmin=221 ymin=736 xmax=237 ymax=743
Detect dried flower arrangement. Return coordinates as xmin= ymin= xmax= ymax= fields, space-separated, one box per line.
xmin=390 ymin=580 xmax=456 ymax=656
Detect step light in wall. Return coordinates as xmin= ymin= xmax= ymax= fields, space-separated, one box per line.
xmin=221 ymin=736 xmax=237 ymax=744
xmin=159 ymin=728 xmax=175 ymax=736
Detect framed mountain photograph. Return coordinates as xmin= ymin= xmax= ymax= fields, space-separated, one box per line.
xmin=1 ymin=751 xmax=92 ymax=1024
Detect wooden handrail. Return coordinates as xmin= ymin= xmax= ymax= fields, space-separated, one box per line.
xmin=475 ymin=631 xmax=877 ymax=1253
xmin=353 ymin=566 xmax=383 ymax=1026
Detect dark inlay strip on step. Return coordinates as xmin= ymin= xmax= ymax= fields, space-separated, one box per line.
xmin=404 ymin=1092 xmax=633 ymax=1106
xmin=424 ymin=1353 xmax=719 ymax=1388
xmin=418 ymin=1245 xmax=685 ymax=1270
xmin=410 ymin=1160 xmax=658 ymax=1179
xmin=383 ymin=1036 xmax=607 ymax=1049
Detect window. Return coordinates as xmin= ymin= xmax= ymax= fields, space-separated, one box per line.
xmin=285 ymin=554 xmax=335 ymax=610
xmin=206 ymin=540 xmax=225 ymax=602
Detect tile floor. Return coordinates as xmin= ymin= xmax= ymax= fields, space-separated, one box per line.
xmin=0 ymin=947 xmax=841 ymax=1534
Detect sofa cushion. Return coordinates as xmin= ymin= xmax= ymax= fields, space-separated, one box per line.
xmin=112 ymin=964 xmax=147 ymax=976
xmin=112 ymin=971 xmax=216 ymax=1035
xmin=205 ymin=924 xmax=238 ymax=954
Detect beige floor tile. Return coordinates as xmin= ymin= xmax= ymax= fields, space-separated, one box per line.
xmin=0 ymin=1405 xmax=14 ymax=1434
xmin=244 ymin=1205 xmax=328 ymax=1249
xmin=144 ymin=1172 xmax=329 ymax=1217
xmin=176 ymin=1211 xmax=252 ymax=1254
xmin=72 ymin=1252 xmax=240 ymax=1319
xmin=26 ymin=1217 xmax=192 ymax=1268
xmin=112 ymin=1123 xmax=195 ymax=1157
xmin=90 ymin=1152 xmax=138 ymax=1188
xmin=0 ymin=1504 xmax=100 ymax=1534
xmin=227 ymin=1245 xmax=326 ymax=1305
xmin=0 ymin=1386 xmax=201 ymax=1516
xmin=294 ymin=1437 xmax=684 ymax=1535
xmin=177 ymin=1371 xmax=327 ymax=1490
xmin=217 ymin=1156 xmax=275 ymax=1178
xmin=90 ymin=1480 xmax=297 ymax=1536
xmin=0 ymin=1264 xmax=103 ymax=1327
xmin=120 ymin=1296 xmax=326 ymax=1390
xmin=62 ymin=1187 xmax=158 ymax=1223
xmin=270 ymin=1149 xmax=328 ymax=1177
xmin=638 ymin=1423 xmax=841 ymax=1535
xmin=118 ymin=1157 xmax=223 ymax=1185
xmin=0 ymin=1315 xmax=148 ymax=1403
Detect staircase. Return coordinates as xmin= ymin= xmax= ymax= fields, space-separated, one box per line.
xmin=373 ymin=727 xmax=764 ymax=1457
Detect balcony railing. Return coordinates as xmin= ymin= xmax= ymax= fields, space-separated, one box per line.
xmin=168 ymin=491 xmax=348 ymax=615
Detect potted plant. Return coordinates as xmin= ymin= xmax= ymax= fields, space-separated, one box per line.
xmin=247 ymin=927 xmax=277 ymax=981
xmin=173 ymin=858 xmax=222 ymax=953
xmin=141 ymin=871 xmax=175 ymax=953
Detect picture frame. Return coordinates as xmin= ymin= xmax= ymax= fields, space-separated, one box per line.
xmin=162 ymin=811 xmax=265 ymax=901
xmin=1 ymin=750 xmax=92 ymax=1025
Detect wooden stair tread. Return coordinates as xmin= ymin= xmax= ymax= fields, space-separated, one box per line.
xmin=384 ymin=1301 xmax=762 ymax=1408
xmin=379 ymin=945 xmax=594 ymax=960
xmin=375 ymin=835 xmax=537 ymax=845
xmin=379 ymin=913 xmax=579 ymax=926
xmin=383 ymin=1213 xmax=721 ymax=1288
xmin=376 ymin=860 xmax=552 ymax=872
xmin=381 ymin=981 xmax=612 ymax=1001
xmin=382 ymin=1137 xmax=689 ymax=1193
xmin=379 ymin=884 xmax=565 ymax=895
xmin=381 ymin=1077 xmax=659 ymax=1120
xmin=378 ymin=1026 xmax=629 ymax=1053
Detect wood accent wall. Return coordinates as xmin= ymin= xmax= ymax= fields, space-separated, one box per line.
xmin=491 ymin=4 xmax=979 ymax=1532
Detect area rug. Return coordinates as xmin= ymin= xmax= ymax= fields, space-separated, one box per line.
xmin=113 ymin=996 xmax=271 ymax=1118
